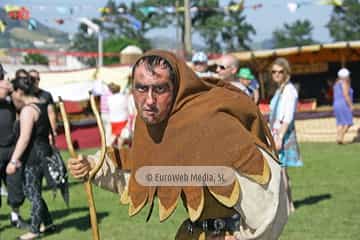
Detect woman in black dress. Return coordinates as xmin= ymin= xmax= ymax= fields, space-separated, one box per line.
xmin=6 ymin=76 xmax=54 ymax=240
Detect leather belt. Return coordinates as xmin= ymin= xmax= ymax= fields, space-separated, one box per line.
xmin=186 ymin=214 xmax=241 ymax=235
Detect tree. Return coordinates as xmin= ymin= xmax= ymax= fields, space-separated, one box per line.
xmin=70 ymin=22 xmax=98 ymax=66
xmin=23 ymin=53 xmax=49 ymax=65
xmin=99 ymin=0 xmax=162 ymax=50
xmin=100 ymin=0 xmax=256 ymax=53
xmin=272 ymin=20 xmax=317 ymax=48
xmin=192 ymin=0 xmax=224 ymax=52
xmin=327 ymin=0 xmax=360 ymax=41
xmin=221 ymin=1 xmax=256 ymax=51
xmin=103 ymin=37 xmax=144 ymax=65
xmin=71 ymin=0 xmax=257 ymax=59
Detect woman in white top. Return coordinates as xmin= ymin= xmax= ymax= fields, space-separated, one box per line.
xmin=269 ymin=58 xmax=303 ymax=214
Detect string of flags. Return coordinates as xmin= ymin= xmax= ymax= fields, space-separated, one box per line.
xmin=287 ymin=0 xmax=343 ymax=13
xmin=0 ymin=0 xmax=345 ymax=33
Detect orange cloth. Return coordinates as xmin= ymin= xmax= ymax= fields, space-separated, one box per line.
xmin=111 ymin=120 xmax=128 ymax=136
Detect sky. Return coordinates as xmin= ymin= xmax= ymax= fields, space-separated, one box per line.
xmin=3 ymin=0 xmax=334 ymax=44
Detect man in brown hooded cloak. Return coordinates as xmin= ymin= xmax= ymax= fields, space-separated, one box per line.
xmin=68 ymin=50 xmax=288 ymax=239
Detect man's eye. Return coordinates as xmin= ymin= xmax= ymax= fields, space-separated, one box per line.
xmin=136 ymin=86 xmax=148 ymax=93
xmin=154 ymin=86 xmax=167 ymax=94
xmin=154 ymin=86 xmax=169 ymax=94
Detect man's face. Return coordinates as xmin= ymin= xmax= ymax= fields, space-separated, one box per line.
xmin=132 ymin=63 xmax=175 ymax=125
xmin=0 ymin=79 xmax=11 ymax=99
xmin=240 ymin=78 xmax=251 ymax=87
xmin=29 ymin=72 xmax=40 ymax=88
xmin=10 ymin=89 xmax=23 ymax=110
xmin=216 ymin=56 xmax=237 ymax=81
xmin=193 ymin=62 xmax=208 ymax=73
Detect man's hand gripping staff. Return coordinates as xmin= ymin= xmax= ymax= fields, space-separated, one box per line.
xmin=58 ymin=93 xmax=106 ymax=240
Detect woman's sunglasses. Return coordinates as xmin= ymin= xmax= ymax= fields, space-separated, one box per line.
xmin=271 ymin=70 xmax=284 ymax=75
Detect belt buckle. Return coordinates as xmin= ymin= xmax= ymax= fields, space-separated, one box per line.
xmin=213 ymin=218 xmax=226 ymax=235
xmin=186 ymin=220 xmax=194 ymax=234
xmin=202 ymin=220 xmax=208 ymax=232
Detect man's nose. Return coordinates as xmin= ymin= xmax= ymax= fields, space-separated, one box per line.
xmin=144 ymin=88 xmax=156 ymax=105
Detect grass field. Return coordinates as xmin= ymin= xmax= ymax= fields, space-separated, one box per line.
xmin=1 ymin=143 xmax=359 ymax=240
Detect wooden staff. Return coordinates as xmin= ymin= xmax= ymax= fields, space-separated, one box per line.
xmin=58 ymin=94 xmax=106 ymax=240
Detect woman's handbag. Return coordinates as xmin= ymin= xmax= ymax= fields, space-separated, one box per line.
xmin=46 ymin=146 xmax=69 ymax=206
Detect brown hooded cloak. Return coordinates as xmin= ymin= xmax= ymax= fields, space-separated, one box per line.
xmin=120 ymin=50 xmax=277 ymax=223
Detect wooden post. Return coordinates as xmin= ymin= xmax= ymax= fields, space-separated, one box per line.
xmin=184 ymin=0 xmax=192 ymax=57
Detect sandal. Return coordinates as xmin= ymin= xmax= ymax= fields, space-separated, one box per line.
xmin=17 ymin=232 xmax=40 ymax=240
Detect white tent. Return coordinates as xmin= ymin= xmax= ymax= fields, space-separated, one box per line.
xmin=39 ymin=65 xmax=132 ymax=101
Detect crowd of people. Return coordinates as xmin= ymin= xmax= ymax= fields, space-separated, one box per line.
xmin=0 ymin=49 xmax=355 ymax=239
xmin=0 ymin=66 xmax=58 ymax=239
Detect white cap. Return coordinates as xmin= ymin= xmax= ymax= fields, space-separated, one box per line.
xmin=337 ymin=68 xmax=350 ymax=78
xmin=192 ymin=52 xmax=208 ymax=63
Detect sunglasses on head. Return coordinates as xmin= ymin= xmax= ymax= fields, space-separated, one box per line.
xmin=271 ymin=70 xmax=284 ymax=74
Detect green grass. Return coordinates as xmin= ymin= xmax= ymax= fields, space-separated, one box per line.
xmin=1 ymin=143 xmax=359 ymax=239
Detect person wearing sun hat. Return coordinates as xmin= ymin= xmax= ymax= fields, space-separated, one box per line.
xmin=233 ymin=67 xmax=254 ymax=97
xmin=333 ymin=67 xmax=354 ymax=144
xmin=191 ymin=51 xmax=214 ymax=78
xmin=249 ymin=73 xmax=260 ymax=104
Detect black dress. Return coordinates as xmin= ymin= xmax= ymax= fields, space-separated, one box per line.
xmin=21 ymin=103 xmax=53 ymax=233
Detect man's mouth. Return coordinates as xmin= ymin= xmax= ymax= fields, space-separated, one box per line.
xmin=143 ymin=107 xmax=158 ymax=113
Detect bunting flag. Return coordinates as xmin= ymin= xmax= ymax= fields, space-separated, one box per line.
xmin=139 ymin=6 xmax=158 ymax=16
xmin=287 ymin=1 xmax=313 ymax=13
xmin=117 ymin=7 xmax=126 ymax=14
xmin=28 ymin=18 xmax=37 ymax=30
xmin=99 ymin=7 xmax=112 ymax=14
xmin=5 ymin=6 xmax=30 ymax=20
xmin=4 ymin=5 xmax=21 ymax=13
xmin=55 ymin=19 xmax=65 ymax=25
xmin=0 ymin=1 xmax=345 ymax=32
xmin=226 ymin=0 xmax=245 ymax=12
xmin=56 ymin=6 xmax=70 ymax=15
xmin=9 ymin=48 xmax=120 ymax=57
xmin=1 ymin=1 xmax=343 ymax=17
xmin=318 ymin=0 xmax=343 ymax=7
xmin=120 ymin=14 xmax=142 ymax=30
xmin=287 ymin=2 xmax=299 ymax=13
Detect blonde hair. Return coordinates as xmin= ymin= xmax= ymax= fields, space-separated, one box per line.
xmin=271 ymin=58 xmax=291 ymax=92
xmin=271 ymin=57 xmax=291 ymax=76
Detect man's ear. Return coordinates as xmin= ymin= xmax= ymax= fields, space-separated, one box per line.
xmin=231 ymin=67 xmax=238 ymax=75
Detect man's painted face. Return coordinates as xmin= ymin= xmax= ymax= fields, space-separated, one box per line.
xmin=132 ymin=63 xmax=175 ymax=125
